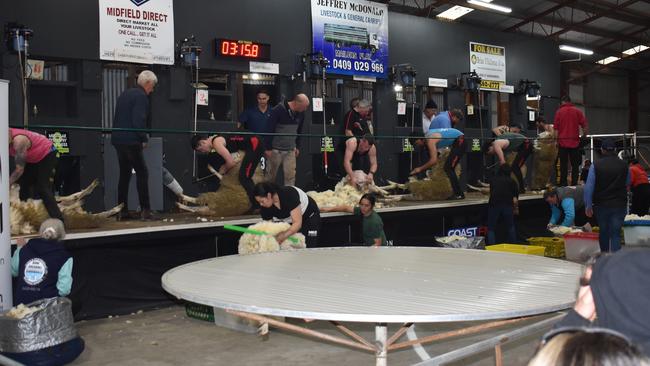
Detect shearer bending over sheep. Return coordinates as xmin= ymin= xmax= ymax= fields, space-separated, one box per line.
xmin=343 ymin=133 xmax=378 ymax=187
xmin=191 ymin=133 xmax=264 ymax=208
xmin=409 ymin=127 xmax=466 ymax=200
xmin=9 ymin=128 xmax=64 ymax=222
xmin=482 ymin=132 xmax=533 ymax=193
xmin=253 ymin=182 xmax=321 ymax=248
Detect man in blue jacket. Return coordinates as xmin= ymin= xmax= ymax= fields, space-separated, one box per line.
xmin=544 ymin=186 xmax=586 ymax=227
xmin=111 ymin=70 xmax=157 ymax=220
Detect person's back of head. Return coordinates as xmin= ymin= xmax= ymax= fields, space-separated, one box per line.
xmin=39 ymin=218 xmax=66 ymax=241
xmin=529 ymin=328 xmax=650 ymax=366
xmin=349 ymin=97 xmax=360 ymax=110
xmin=561 ymin=95 xmax=571 ymax=104
xmin=450 ymin=108 xmax=464 ymax=121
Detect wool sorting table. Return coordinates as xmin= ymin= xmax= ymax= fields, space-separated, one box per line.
xmin=163 ymin=247 xmax=582 ymax=365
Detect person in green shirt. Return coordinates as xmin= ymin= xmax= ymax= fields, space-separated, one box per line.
xmin=321 ymin=193 xmax=387 ymax=247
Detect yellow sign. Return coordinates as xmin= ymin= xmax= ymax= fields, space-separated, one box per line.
xmin=470 ymin=43 xmax=505 ymax=56
xmin=480 ymin=80 xmax=501 ymax=90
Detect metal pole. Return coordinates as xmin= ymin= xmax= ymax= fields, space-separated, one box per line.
xmin=376 ymin=323 xmax=388 ymax=366
xmin=192 ymin=55 xmax=200 ymax=178
xmin=410 ymin=76 xmax=416 ymax=171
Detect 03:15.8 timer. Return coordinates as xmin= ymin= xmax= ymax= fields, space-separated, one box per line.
xmin=214 ymin=38 xmax=271 ymax=61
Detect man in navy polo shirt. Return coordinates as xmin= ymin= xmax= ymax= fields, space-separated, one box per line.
xmin=238 ymin=88 xmax=272 ymax=133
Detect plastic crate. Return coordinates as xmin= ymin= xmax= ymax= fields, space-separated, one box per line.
xmin=623 ymin=220 xmax=650 ymax=246
xmin=563 ymin=232 xmax=600 ymax=262
xmin=185 ymin=301 xmax=214 ymax=322
xmin=527 ymin=237 xmax=565 ymax=258
xmin=486 ymin=244 xmax=546 ymax=256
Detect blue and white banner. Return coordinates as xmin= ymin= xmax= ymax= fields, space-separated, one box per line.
xmin=311 ymin=0 xmax=388 ymax=78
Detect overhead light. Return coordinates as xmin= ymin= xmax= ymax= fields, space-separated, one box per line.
xmin=622 ymin=45 xmax=649 ymax=56
xmin=437 ymin=1 xmax=494 ymax=20
xmin=250 ymin=73 xmax=260 ymax=80
xmin=597 ymin=56 xmax=620 ymax=65
xmin=559 ymin=45 xmax=594 ymax=55
xmin=437 ymin=6 xmax=474 ymax=20
xmin=393 ymin=84 xmax=403 ymax=92
xmin=466 ymin=0 xmax=512 ymax=13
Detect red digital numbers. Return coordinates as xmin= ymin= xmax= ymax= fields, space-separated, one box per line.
xmin=217 ymin=39 xmax=267 ymax=60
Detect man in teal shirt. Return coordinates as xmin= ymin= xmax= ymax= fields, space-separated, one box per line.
xmin=544 ymin=186 xmax=585 ymax=227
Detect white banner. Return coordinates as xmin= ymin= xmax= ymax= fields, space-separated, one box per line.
xmin=99 ymin=0 xmax=175 ymax=65
xmin=0 ymin=80 xmax=12 ymax=310
xmin=469 ymin=42 xmax=506 ymax=91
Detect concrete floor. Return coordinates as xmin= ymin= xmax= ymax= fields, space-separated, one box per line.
xmin=69 ymin=306 xmax=556 ymax=366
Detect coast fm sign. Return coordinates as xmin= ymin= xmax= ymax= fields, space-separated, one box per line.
xmin=99 ymin=0 xmax=175 ymax=65
xmin=469 ymin=42 xmax=506 ymax=92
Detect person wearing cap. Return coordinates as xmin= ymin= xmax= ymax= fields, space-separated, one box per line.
xmin=554 ymin=95 xmax=589 ymax=186
xmin=11 ymin=219 xmax=72 ymax=305
xmin=583 ymin=138 xmax=630 ymax=252
xmin=629 ymin=159 xmax=650 ymax=216
xmin=421 ymin=99 xmax=438 ymax=134
xmin=429 ymin=108 xmax=463 ymax=130
xmin=552 ymin=249 xmax=650 ymax=357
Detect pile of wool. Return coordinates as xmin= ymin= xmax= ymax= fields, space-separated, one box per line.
xmin=238 ymin=221 xmax=306 ymax=255
xmin=308 ymin=170 xmax=383 ymax=209
xmin=530 ymin=132 xmax=558 ymax=190
xmin=549 ymin=225 xmax=583 ymax=235
xmin=625 ymin=214 xmax=650 ymax=221
xmin=3 ymin=303 xmax=41 ymax=319
xmin=436 ymin=235 xmax=467 ymax=244
xmin=407 ymin=150 xmax=462 ymax=201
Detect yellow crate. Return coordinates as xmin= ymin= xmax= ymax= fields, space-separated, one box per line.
xmin=486 ymin=244 xmax=546 ymax=256
xmin=527 ymin=237 xmax=565 ymax=258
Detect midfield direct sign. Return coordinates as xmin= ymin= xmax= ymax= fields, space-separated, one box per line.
xmin=469 ymin=42 xmax=506 ymax=92
xmin=311 ymin=0 xmax=389 ymax=79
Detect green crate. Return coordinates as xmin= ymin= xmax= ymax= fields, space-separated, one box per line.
xmin=185 ymin=301 xmax=214 ymax=322
xmin=527 ymin=237 xmax=565 ymax=258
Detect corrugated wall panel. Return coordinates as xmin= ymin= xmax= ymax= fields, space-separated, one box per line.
xmin=102 ymin=68 xmax=128 ymax=129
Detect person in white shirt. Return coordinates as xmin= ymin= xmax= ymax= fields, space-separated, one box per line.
xmin=421 ymin=99 xmax=438 ymax=134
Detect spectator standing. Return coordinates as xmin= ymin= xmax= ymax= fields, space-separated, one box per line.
xmin=112 ymin=70 xmax=157 ymax=220
xmin=421 ymin=100 xmax=438 ymax=134
xmin=629 ymin=159 xmax=650 ymax=215
xmin=238 ymin=88 xmax=272 ymax=134
xmin=554 ymin=95 xmax=588 ymax=186
xmin=265 ymin=93 xmax=310 ymax=186
xmin=584 ymin=139 xmax=629 ymax=252
xmin=344 ymin=99 xmax=371 ymax=137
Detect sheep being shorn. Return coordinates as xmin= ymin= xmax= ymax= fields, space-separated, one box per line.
xmin=177 ymin=151 xmax=265 ymax=217
xmin=377 ymin=150 xmax=463 ymax=201
xmin=10 ymin=179 xmax=123 ymax=235
xmin=530 ymin=131 xmax=558 ymax=190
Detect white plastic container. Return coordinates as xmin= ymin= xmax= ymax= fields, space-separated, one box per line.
xmin=563 ymin=232 xmax=600 ymax=262
xmin=623 ymin=221 xmax=650 ymax=246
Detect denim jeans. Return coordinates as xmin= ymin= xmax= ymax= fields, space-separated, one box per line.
xmin=487 ymin=205 xmax=516 ymax=245
xmin=595 ymin=206 xmax=626 ymax=252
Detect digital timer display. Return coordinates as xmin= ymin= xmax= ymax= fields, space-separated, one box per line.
xmin=215 ymin=38 xmax=271 ymax=61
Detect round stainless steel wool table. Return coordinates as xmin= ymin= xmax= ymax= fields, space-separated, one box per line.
xmin=162 ymin=247 xmax=583 ymax=365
